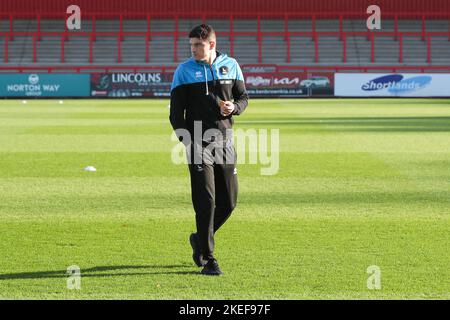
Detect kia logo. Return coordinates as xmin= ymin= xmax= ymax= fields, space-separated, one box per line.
xmin=273 ymin=77 xmax=300 ymax=85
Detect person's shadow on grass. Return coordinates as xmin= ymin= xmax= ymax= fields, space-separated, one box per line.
xmin=0 ymin=265 xmax=199 ymax=280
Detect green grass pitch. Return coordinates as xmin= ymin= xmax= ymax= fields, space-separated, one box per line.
xmin=0 ymin=98 xmax=449 ymax=299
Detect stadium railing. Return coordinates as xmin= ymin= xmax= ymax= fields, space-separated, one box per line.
xmin=0 ymin=12 xmax=449 ymax=65
xmin=1 ymin=65 xmax=450 ymax=74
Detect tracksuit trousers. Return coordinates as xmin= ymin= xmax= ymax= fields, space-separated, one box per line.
xmin=187 ymin=139 xmax=238 ymax=261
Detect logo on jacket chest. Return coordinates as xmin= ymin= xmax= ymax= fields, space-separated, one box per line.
xmin=195 ymin=71 xmax=203 ymax=78
xmin=219 ymin=66 xmax=229 ymax=75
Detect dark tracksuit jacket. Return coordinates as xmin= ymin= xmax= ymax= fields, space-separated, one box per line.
xmin=169 ymin=51 xmax=248 ymax=261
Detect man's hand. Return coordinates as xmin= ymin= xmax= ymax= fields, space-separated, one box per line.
xmin=219 ymin=100 xmax=235 ymax=116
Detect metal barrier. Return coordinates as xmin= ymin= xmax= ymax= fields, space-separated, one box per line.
xmin=1 ymin=12 xmax=449 ymax=65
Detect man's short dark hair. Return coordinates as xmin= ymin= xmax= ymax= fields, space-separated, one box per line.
xmin=189 ymin=24 xmax=216 ymax=41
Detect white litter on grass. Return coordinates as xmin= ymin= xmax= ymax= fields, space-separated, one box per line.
xmin=167 ymin=104 xmax=170 ymax=109
xmin=84 ymin=166 xmax=97 ymax=172
xmin=59 ymin=100 xmax=64 ymax=104
xmin=22 ymin=100 xmax=28 ymax=104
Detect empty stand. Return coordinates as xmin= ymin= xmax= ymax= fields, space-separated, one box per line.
xmin=0 ymin=16 xmax=449 ymax=66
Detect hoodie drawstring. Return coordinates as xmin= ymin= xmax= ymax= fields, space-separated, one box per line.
xmin=204 ymin=65 xmax=209 ymax=95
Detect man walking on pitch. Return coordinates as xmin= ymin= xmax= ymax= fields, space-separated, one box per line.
xmin=169 ymin=24 xmax=248 ymax=275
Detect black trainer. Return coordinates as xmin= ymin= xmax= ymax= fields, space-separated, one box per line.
xmin=201 ymin=259 xmax=223 ymax=276
xmin=189 ymin=233 xmax=206 ymax=267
